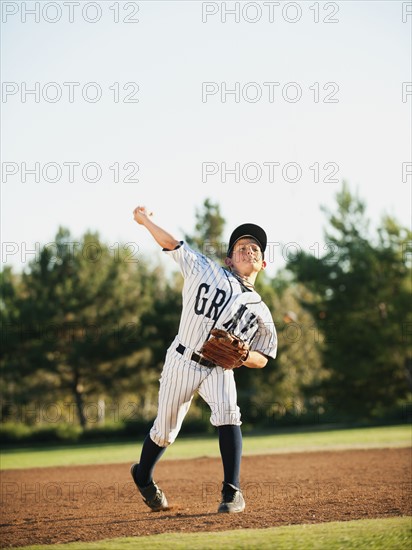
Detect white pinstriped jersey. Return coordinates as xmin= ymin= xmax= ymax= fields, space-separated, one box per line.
xmin=164 ymin=241 xmax=277 ymax=359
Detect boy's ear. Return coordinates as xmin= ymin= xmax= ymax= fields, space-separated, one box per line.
xmin=225 ymin=257 xmax=232 ymax=267
xmin=261 ymin=260 xmax=267 ymax=270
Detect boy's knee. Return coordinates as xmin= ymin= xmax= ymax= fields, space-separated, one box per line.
xmin=150 ymin=428 xmax=175 ymax=448
xmin=210 ymin=404 xmax=241 ymax=427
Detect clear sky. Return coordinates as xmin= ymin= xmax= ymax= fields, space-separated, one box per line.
xmin=1 ymin=0 xmax=411 ymax=277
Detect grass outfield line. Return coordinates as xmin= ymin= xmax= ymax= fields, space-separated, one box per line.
xmin=14 ymin=517 xmax=412 ymax=550
xmin=1 ymin=424 xmax=410 ymax=470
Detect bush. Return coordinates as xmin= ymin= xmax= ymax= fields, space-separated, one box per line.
xmin=0 ymin=422 xmax=82 ymax=445
xmin=0 ymin=414 xmax=214 ymax=447
xmin=0 ymin=422 xmax=32 ymax=443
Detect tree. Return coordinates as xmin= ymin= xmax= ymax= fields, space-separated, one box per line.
xmin=1 ymin=227 xmax=165 ymax=427
xmin=184 ymin=198 xmax=226 ymax=262
xmin=0 ymin=266 xmax=27 ymax=422
xmin=287 ymin=183 xmax=412 ymax=420
xmin=235 ymin=270 xmax=325 ymax=426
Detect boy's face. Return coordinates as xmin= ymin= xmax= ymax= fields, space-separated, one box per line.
xmin=226 ymin=237 xmax=266 ymax=276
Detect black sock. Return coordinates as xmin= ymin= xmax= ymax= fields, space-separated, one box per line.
xmin=218 ymin=425 xmax=242 ymax=489
xmin=135 ymin=434 xmax=167 ymax=487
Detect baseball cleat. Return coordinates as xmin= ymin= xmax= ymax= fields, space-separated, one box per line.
xmin=218 ymin=482 xmax=246 ymax=513
xmin=130 ymin=463 xmax=169 ymax=512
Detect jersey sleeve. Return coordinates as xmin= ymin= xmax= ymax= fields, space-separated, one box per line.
xmin=250 ymin=307 xmax=278 ymax=359
xmin=163 ymin=241 xmax=209 ymax=279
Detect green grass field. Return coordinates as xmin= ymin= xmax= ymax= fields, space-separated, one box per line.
xmin=1 ymin=424 xmax=410 ymax=470
xmin=13 ymin=517 xmax=412 ymax=550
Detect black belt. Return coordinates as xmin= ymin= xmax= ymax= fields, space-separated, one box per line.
xmin=176 ymin=343 xmax=217 ymax=368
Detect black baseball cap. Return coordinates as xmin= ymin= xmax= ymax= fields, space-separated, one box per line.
xmin=227 ymin=223 xmax=267 ymax=257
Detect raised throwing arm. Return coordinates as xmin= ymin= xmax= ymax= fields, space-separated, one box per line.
xmin=133 ymin=206 xmax=180 ymax=250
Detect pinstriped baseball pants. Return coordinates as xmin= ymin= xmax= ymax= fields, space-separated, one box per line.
xmin=150 ymin=340 xmax=241 ymax=448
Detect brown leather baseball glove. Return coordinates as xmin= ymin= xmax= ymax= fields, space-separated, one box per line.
xmin=200 ymin=329 xmax=250 ymax=370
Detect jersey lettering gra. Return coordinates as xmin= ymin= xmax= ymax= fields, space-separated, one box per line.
xmin=194 ymin=283 xmax=227 ymax=320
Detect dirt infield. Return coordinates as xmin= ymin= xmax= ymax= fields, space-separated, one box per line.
xmin=1 ymin=448 xmax=411 ymax=548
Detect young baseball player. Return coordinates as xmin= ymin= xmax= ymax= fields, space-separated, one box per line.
xmin=130 ymin=205 xmax=277 ymax=513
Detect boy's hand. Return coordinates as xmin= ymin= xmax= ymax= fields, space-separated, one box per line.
xmin=133 ymin=206 xmax=153 ymax=225
xmin=132 ymin=205 xmax=178 ymax=250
